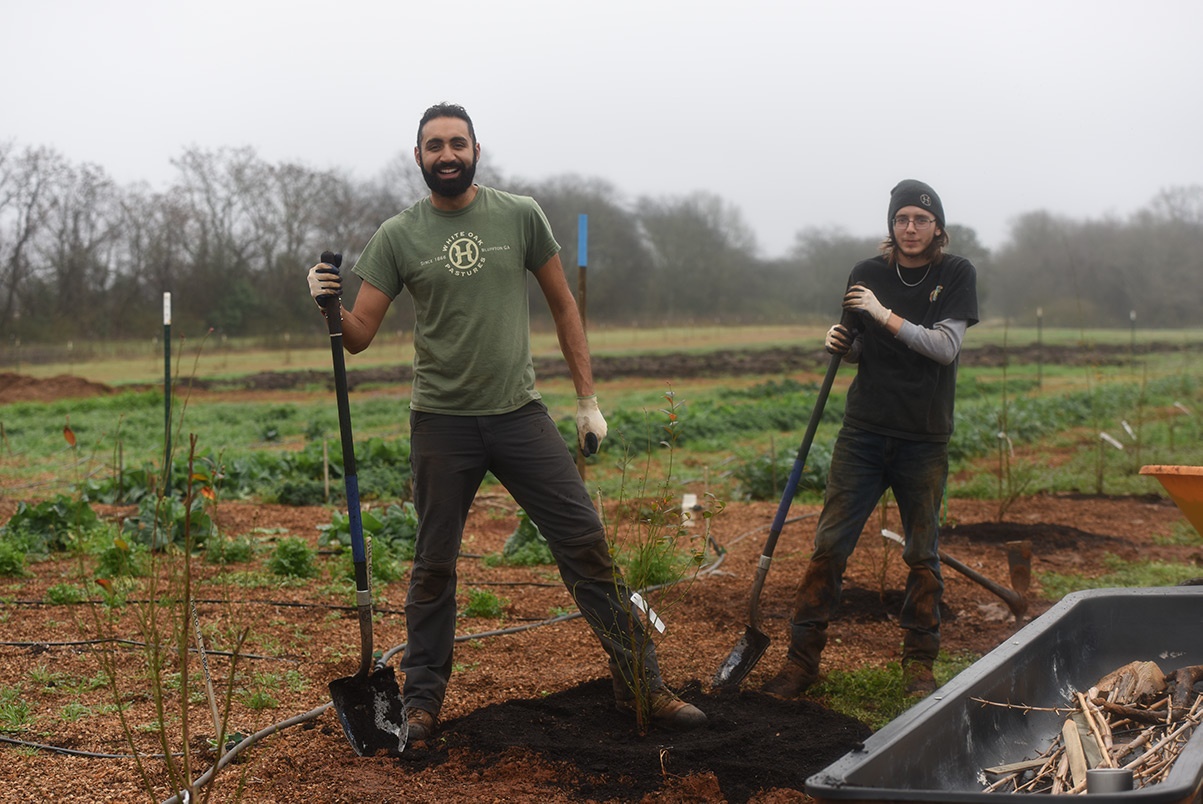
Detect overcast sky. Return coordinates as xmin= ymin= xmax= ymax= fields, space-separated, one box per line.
xmin=4 ymin=0 xmax=1201 ymax=258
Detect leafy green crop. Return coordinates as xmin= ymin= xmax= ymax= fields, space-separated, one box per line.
xmin=486 ymin=509 xmax=554 ymax=567
xmin=1 ymin=495 xmax=102 ymax=554
xmin=318 ymin=502 xmax=419 ymax=559
xmin=268 ymin=537 xmax=319 ymax=578
xmin=121 ymin=495 xmax=213 ymax=551
xmin=461 ymin=588 xmax=507 ymax=619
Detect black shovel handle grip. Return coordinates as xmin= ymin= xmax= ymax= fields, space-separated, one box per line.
xmin=317 ymin=251 xmax=343 ymax=311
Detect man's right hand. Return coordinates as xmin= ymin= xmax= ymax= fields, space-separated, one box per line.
xmin=307 ymin=263 xmax=342 ymax=306
xmin=825 ymin=324 xmax=855 ymax=355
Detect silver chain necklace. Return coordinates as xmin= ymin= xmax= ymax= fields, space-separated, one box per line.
xmin=896 ymin=262 xmax=931 ymax=288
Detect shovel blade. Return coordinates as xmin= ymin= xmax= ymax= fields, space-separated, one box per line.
xmin=712 ymin=626 xmax=771 ymax=688
xmin=329 ymin=665 xmax=408 ymax=756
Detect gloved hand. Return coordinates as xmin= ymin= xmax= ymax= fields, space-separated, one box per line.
xmin=307 ymin=262 xmax=342 ymax=307
xmin=824 ymin=324 xmax=855 ymax=355
xmin=575 ymin=395 xmax=608 ymax=457
xmin=843 ymin=284 xmax=891 ymax=327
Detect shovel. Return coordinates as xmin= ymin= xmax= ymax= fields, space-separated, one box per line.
xmin=713 ymin=320 xmax=854 ymax=688
xmin=880 ymin=529 xmax=1029 ymax=617
xmin=318 ymin=251 xmax=409 ymax=756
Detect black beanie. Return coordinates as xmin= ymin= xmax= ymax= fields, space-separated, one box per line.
xmin=888 ymin=179 xmax=944 ymax=231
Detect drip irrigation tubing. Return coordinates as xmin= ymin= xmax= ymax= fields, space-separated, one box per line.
xmin=158 ymin=541 xmax=737 ymax=804
xmin=0 ymin=734 xmax=181 ymax=760
xmin=0 ymin=638 xmax=286 ymax=662
xmin=6 ymin=513 xmax=820 ymax=803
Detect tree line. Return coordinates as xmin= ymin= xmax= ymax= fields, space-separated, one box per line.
xmin=2 ymin=139 xmax=1201 ymax=344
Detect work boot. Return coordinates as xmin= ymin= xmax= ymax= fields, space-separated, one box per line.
xmin=405 ymin=707 xmax=438 ymax=742
xmin=615 ymin=686 xmax=708 ymax=730
xmin=760 ymin=659 xmax=820 ymax=699
xmin=902 ymin=661 xmax=937 ymax=697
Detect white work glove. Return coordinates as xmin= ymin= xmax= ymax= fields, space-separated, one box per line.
xmin=843 ymin=284 xmax=891 ymax=327
xmin=307 ymin=262 xmax=342 ymax=307
xmin=575 ymin=395 xmax=608 ymax=457
xmin=824 ymin=324 xmax=855 ymax=355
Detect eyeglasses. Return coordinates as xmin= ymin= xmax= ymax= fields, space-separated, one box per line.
xmin=893 ymin=216 xmax=936 ymax=230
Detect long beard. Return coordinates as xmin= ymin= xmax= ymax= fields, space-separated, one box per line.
xmin=421 ymin=158 xmax=477 ymax=198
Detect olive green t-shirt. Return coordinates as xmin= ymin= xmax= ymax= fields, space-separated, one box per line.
xmin=352 ymin=186 xmax=560 ymax=415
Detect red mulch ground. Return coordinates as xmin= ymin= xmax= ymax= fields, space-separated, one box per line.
xmin=0 ymin=368 xmax=1199 ymax=802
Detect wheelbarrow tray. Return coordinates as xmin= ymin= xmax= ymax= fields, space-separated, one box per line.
xmin=807 ymin=586 xmax=1203 ymax=803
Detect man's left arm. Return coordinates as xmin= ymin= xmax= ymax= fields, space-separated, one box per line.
xmin=896 ymin=318 xmax=969 ymax=365
xmin=534 ymin=254 xmax=608 ymax=453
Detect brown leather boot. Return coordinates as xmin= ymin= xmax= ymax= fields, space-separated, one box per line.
xmin=405 ymin=707 xmax=439 ymax=741
xmin=614 ymin=684 xmax=707 ymax=730
xmin=902 ymin=661 xmax=937 ymax=696
xmin=760 ymin=659 xmax=819 ymax=699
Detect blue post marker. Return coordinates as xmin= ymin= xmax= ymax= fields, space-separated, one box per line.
xmin=577 ymin=213 xmax=588 ymax=269
xmin=575 ymin=214 xmax=589 ymax=479
xmin=576 ymin=214 xmax=588 ymax=328
xmin=163 ymin=292 xmax=172 ymax=489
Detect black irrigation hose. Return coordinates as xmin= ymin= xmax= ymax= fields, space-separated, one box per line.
xmin=1 ymin=600 xmax=410 ymax=618
xmin=0 ymin=638 xmax=286 ymax=662
xmin=0 ymin=733 xmax=180 ymax=760
xmin=156 ymin=544 xmax=736 ymax=803
xmin=0 ymin=597 xmax=401 ymax=613
xmin=159 ymin=703 xmax=333 ymax=804
xmin=1 ymin=537 xmax=742 ymax=802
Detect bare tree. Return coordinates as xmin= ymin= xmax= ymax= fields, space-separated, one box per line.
xmin=34 ymin=162 xmax=121 ymax=338
xmin=0 ymin=144 xmax=62 ymax=339
xmin=636 ymin=191 xmax=760 ymax=323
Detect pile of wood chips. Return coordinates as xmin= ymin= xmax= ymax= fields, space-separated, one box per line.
xmin=979 ymin=661 xmax=1203 ymax=795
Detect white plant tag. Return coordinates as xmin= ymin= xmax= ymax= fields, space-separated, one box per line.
xmin=630 ymin=592 xmax=666 ymax=633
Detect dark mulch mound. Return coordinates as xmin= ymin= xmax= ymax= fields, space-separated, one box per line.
xmin=397 ymin=677 xmax=871 ymax=803
xmin=941 ymin=520 xmax=1119 ymax=550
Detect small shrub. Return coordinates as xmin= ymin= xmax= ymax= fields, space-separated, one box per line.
xmin=2 ymin=495 xmax=102 ymax=553
xmin=205 ymin=536 xmax=256 ymax=565
xmin=0 ymin=542 xmax=29 ymax=577
xmin=241 ymin=690 xmax=278 ymax=710
xmin=121 ymin=495 xmax=213 ymax=551
xmin=0 ymin=687 xmax=31 ymax=732
xmin=93 ymin=537 xmax=149 ymax=578
xmin=484 ymin=509 xmax=554 ymax=567
xmin=733 ymin=446 xmax=831 ymax=502
xmin=45 ymin=583 xmax=86 ymax=605
xmin=269 ymin=537 xmax=319 ymax=578
xmin=319 ymin=502 xmax=419 ymax=559
xmin=334 ymin=540 xmax=407 ymax=584
xmin=59 ymin=702 xmax=92 ymax=723
xmin=461 ymin=588 xmax=507 ymax=619
xmin=617 ymin=536 xmax=696 ymax=587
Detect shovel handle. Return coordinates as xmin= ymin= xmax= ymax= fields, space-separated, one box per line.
xmin=758 ymin=352 xmax=842 ymax=561
xmin=320 ymin=251 xmax=374 ymax=673
xmin=742 ymin=348 xmax=842 ymax=631
xmin=881 ymin=529 xmax=1027 ymax=617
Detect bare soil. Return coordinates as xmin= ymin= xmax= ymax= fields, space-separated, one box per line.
xmin=0 ymin=339 xmax=1153 ymax=401
xmin=0 ymin=357 xmax=1200 ymax=803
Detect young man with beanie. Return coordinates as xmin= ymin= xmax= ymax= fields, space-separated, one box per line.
xmin=761 ymin=179 xmax=979 ymax=698
xmin=306 ymin=103 xmax=706 ymax=740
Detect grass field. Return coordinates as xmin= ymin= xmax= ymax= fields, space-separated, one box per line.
xmin=5 ymin=322 xmax=1202 ymax=386
xmin=2 ymin=324 xmax=1201 ymax=508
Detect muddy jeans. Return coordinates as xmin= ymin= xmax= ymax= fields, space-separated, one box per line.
xmin=787 ymin=425 xmax=946 ymax=670
xmin=402 ymin=401 xmax=661 ymax=715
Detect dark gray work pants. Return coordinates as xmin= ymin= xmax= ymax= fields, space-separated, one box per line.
xmin=787 ymin=425 xmax=947 ymax=671
xmin=402 ymin=401 xmax=661 ymax=715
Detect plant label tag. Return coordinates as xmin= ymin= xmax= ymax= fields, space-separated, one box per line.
xmin=630 ymin=592 xmax=666 ymax=633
